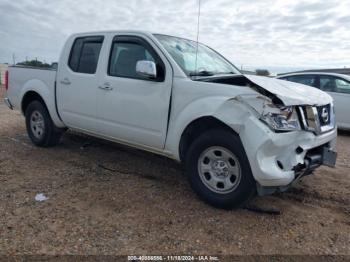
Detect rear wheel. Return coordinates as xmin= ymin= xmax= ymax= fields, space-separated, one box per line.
xmin=25 ymin=101 xmax=63 ymax=147
xmin=185 ymin=129 xmax=256 ymax=209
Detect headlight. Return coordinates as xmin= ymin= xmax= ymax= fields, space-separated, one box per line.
xmin=261 ymin=105 xmax=301 ymax=132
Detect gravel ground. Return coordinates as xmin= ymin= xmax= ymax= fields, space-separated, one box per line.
xmin=0 ymin=86 xmax=349 ymax=256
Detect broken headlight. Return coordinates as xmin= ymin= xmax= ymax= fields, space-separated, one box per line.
xmin=261 ymin=105 xmax=301 ymax=132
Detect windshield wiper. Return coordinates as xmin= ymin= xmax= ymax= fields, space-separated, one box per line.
xmin=215 ymin=71 xmax=236 ymax=75
xmin=189 ymin=70 xmax=215 ymax=77
xmin=190 ymin=71 xmax=236 ymax=77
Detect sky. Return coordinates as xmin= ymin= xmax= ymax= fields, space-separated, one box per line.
xmin=0 ymin=0 xmax=349 ymax=74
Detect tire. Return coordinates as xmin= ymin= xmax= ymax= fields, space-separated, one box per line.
xmin=185 ymin=129 xmax=256 ymax=209
xmin=25 ymin=100 xmax=63 ymax=147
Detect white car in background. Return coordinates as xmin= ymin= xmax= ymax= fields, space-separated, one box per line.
xmin=277 ymin=72 xmax=350 ymax=130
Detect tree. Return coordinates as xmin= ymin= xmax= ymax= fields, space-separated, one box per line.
xmin=255 ymin=69 xmax=270 ymax=76
xmin=17 ymin=59 xmax=51 ymax=68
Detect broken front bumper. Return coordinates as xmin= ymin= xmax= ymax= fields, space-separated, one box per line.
xmin=256 ymin=144 xmax=337 ymax=196
xmin=239 ymin=115 xmax=337 ymax=193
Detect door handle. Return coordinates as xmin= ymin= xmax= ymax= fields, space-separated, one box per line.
xmin=60 ymin=78 xmax=71 ymax=85
xmin=98 ymin=82 xmax=114 ymax=91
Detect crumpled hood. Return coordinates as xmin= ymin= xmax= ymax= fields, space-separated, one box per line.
xmin=244 ymin=75 xmax=332 ymax=106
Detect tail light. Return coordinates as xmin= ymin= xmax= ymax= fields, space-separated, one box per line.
xmin=5 ymin=70 xmax=9 ymax=90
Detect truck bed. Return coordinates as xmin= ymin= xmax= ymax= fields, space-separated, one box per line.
xmin=6 ymin=66 xmax=57 ymax=112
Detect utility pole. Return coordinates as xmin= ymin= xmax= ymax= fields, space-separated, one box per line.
xmin=12 ymin=53 xmax=16 ymax=65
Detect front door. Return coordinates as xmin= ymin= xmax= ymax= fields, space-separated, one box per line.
xmin=96 ymin=35 xmax=172 ymax=150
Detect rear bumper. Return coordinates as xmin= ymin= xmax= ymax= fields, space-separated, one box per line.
xmin=4 ymin=97 xmax=13 ymax=110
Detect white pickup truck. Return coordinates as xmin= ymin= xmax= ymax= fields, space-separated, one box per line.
xmin=4 ymin=31 xmax=337 ymax=209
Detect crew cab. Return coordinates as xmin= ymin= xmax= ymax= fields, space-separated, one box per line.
xmin=4 ymin=31 xmax=337 ymax=208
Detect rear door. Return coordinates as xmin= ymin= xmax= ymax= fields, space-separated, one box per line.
xmin=56 ymin=35 xmax=104 ymax=133
xmin=319 ymin=75 xmax=350 ymax=128
xmin=96 ymin=34 xmax=173 ymax=150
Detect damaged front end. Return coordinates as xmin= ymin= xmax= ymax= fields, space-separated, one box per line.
xmin=198 ymin=74 xmax=337 ymax=195
xmin=257 ymin=142 xmax=337 ymax=196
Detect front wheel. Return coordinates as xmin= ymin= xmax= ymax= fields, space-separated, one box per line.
xmin=25 ymin=101 xmax=63 ymax=147
xmin=185 ymin=129 xmax=256 ymax=209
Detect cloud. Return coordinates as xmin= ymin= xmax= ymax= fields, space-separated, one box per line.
xmin=292 ymin=1 xmax=336 ymax=13
xmin=0 ymin=0 xmax=349 ymax=73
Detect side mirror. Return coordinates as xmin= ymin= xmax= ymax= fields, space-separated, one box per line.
xmin=136 ymin=60 xmax=157 ymax=79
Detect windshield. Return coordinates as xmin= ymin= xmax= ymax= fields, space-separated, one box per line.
xmin=154 ymin=34 xmax=240 ymax=77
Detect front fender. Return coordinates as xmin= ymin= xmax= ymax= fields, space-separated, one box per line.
xmin=165 ymin=96 xmax=255 ymax=160
xmin=20 ymin=79 xmax=65 ymax=128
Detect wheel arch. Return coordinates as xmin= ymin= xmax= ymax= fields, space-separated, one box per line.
xmin=19 ymin=80 xmax=65 ymax=128
xmin=179 ymin=116 xmax=238 ymax=162
xmin=22 ymin=91 xmax=46 ymax=114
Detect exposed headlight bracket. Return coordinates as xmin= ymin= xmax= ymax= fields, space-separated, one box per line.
xmin=260 ymin=105 xmax=301 ymax=132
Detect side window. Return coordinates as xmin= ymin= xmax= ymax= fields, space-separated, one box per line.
xmin=320 ymin=76 xmax=336 ymax=92
xmin=68 ymin=36 xmax=104 ymax=74
xmin=335 ymin=78 xmax=350 ymax=94
xmin=288 ymin=75 xmax=317 ymax=87
xmin=108 ymin=36 xmax=165 ymax=81
xmin=68 ymin=38 xmax=83 ymax=71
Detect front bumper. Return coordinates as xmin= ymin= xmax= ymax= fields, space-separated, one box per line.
xmin=240 ymin=115 xmax=337 ymax=190
xmin=4 ymin=97 xmax=13 ymax=110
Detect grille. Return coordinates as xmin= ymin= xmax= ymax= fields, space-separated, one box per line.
xmin=316 ymin=104 xmax=331 ymax=126
xmin=297 ymin=103 xmax=335 ymax=135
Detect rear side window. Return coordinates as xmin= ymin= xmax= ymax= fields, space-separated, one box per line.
xmin=288 ymin=75 xmax=317 ymax=87
xmin=335 ymin=78 xmax=350 ymax=94
xmin=320 ymin=75 xmax=350 ymax=93
xmin=68 ymin=36 xmax=104 ymax=74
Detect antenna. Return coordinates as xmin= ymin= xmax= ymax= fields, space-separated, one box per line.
xmin=194 ymin=0 xmax=201 ymax=74
xmin=12 ymin=53 xmax=16 ymax=65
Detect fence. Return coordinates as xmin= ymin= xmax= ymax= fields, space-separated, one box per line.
xmin=0 ymin=64 xmax=9 ymax=85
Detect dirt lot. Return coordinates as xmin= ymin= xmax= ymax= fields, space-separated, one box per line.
xmin=0 ymin=86 xmax=349 ymax=256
